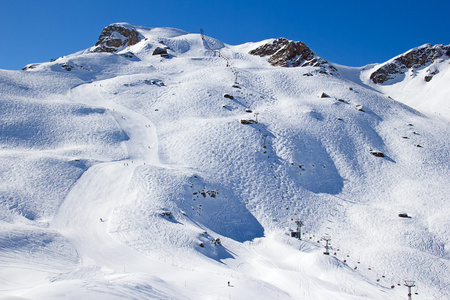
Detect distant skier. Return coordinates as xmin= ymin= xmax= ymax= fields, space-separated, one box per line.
xmin=100 ymin=218 xmax=104 ymax=222
xmin=228 ymin=281 xmax=230 ymax=287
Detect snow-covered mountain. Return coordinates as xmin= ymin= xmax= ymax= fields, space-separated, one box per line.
xmin=1 ymin=23 xmax=449 ymax=299
xmin=359 ymin=43 xmax=450 ymax=119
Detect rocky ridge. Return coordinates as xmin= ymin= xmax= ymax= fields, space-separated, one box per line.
xmin=249 ymin=38 xmax=337 ymax=74
xmin=369 ymin=43 xmax=450 ymax=84
xmin=91 ymin=24 xmax=143 ymax=53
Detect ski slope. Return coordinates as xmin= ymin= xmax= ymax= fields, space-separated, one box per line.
xmin=0 ymin=24 xmax=449 ymax=299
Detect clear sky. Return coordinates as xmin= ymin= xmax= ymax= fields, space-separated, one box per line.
xmin=1 ymin=0 xmax=449 ymax=70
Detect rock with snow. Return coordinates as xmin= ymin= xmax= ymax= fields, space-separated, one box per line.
xmin=369 ymin=43 xmax=450 ymax=84
xmin=91 ymin=23 xmax=143 ymax=53
xmin=359 ymin=43 xmax=450 ymax=118
xmin=152 ymin=47 xmax=168 ymax=56
xmin=249 ymin=37 xmax=337 ymax=73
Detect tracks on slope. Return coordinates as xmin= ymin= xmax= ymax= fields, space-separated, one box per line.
xmin=52 ymin=80 xmax=164 ymax=273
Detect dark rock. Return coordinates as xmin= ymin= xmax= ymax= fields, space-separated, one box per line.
xmin=356 ymin=105 xmax=365 ymax=112
xmin=92 ymin=24 xmax=142 ymax=53
xmin=249 ymin=38 xmax=337 ymax=73
xmin=240 ymin=119 xmax=257 ymax=124
xmin=424 ymin=75 xmax=433 ymax=82
xmin=161 ymin=211 xmax=172 ymax=218
xmin=61 ymin=63 xmax=73 ymax=71
xmin=320 ymin=92 xmax=330 ymax=98
xmin=370 ymin=150 xmax=385 ymax=157
xmin=153 ymin=47 xmax=168 ymax=55
xmin=223 ymin=94 xmax=234 ymax=99
xmin=398 ymin=213 xmax=409 ymax=218
xmin=22 ymin=65 xmax=36 ymax=71
xmin=207 ymin=190 xmax=218 ymax=198
xmin=120 ymin=51 xmax=135 ymax=59
xmin=370 ymin=44 xmax=450 ymax=84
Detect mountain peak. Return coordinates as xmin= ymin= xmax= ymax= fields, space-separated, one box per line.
xmin=369 ymin=43 xmax=450 ymax=84
xmin=249 ymin=37 xmax=337 ymax=74
xmin=91 ymin=23 xmax=143 ymax=53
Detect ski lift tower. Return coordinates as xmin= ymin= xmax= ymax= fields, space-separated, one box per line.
xmin=254 ymin=112 xmax=259 ymax=123
xmin=200 ymin=28 xmax=205 ymax=40
xmin=294 ymin=219 xmax=303 ymax=240
xmin=322 ymin=236 xmax=331 ymax=255
xmin=404 ymin=280 xmax=415 ymax=300
xmin=232 ymin=69 xmax=239 ymax=84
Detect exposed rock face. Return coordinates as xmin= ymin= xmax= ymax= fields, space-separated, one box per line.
xmin=92 ymin=24 xmax=142 ymax=53
xmin=370 ymin=44 xmax=450 ymax=84
xmin=249 ymin=38 xmax=337 ymax=73
xmin=152 ymin=47 xmax=168 ymax=55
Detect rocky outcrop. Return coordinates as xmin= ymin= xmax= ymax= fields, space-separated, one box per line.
xmin=249 ymin=38 xmax=337 ymax=74
xmin=152 ymin=47 xmax=170 ymax=58
xmin=370 ymin=44 xmax=450 ymax=84
xmin=92 ymin=24 xmax=142 ymax=53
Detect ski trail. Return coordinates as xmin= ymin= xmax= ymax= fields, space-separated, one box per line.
xmin=72 ymin=81 xmax=161 ymax=165
xmin=52 ymin=81 xmax=164 ymax=273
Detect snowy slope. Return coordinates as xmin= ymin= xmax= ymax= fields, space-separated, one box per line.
xmin=1 ymin=23 xmax=449 ymax=299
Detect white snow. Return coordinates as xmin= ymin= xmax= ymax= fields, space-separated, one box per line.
xmin=0 ymin=23 xmax=449 ymax=299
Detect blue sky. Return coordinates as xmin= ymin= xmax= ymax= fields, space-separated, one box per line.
xmin=1 ymin=0 xmax=449 ymax=70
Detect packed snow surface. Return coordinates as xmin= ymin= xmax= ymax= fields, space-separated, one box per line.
xmin=1 ymin=24 xmax=449 ymax=299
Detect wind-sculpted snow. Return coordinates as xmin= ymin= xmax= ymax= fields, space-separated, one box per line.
xmin=157 ymin=37 xmax=191 ymax=53
xmin=0 ymin=100 xmax=127 ymax=151
xmin=0 ymin=80 xmax=128 ymax=224
xmin=0 ymin=24 xmax=449 ymax=299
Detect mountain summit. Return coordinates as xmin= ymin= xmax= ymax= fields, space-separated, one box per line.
xmin=369 ymin=43 xmax=450 ymax=84
xmin=249 ymin=37 xmax=337 ymax=74
xmin=92 ymin=23 xmax=143 ymax=53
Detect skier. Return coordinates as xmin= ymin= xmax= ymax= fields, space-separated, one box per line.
xmin=100 ymin=218 xmax=104 ymax=222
